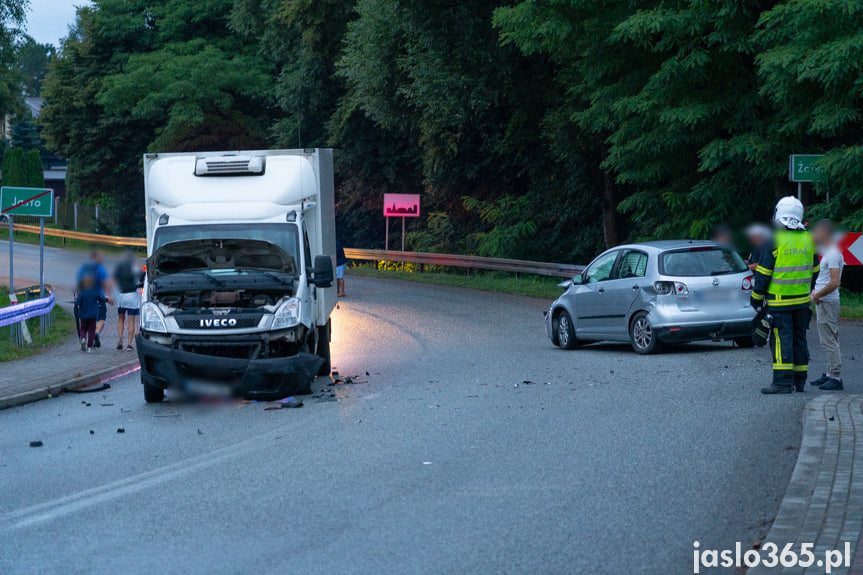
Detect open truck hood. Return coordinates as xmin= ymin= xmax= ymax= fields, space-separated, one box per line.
xmin=147 ymin=239 xmax=297 ymax=279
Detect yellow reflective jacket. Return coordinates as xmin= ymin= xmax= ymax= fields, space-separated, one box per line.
xmin=752 ymin=229 xmax=819 ymax=309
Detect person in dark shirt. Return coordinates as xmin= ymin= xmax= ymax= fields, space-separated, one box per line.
xmin=76 ymin=250 xmax=113 ymax=347
xmin=336 ymin=240 xmax=347 ymax=297
xmin=75 ymin=275 xmax=103 ymax=352
xmin=113 ymin=250 xmax=144 ymax=351
xmin=745 ymin=224 xmax=772 ymax=272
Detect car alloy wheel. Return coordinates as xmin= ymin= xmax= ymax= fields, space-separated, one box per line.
xmin=632 ymin=317 xmax=653 ymax=351
xmin=558 ymin=314 xmax=571 ymax=347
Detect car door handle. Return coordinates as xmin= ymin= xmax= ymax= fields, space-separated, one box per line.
xmin=597 ymin=288 xmax=605 ymax=294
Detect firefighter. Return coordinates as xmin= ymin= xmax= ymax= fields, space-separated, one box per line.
xmin=750 ymin=197 xmax=820 ymax=394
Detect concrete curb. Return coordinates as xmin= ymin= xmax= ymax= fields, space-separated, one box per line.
xmin=0 ymin=359 xmax=140 ymax=410
xmin=749 ymin=395 xmax=863 ymax=575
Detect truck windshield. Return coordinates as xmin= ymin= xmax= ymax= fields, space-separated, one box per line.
xmin=153 ymin=224 xmax=301 ymax=263
xmin=659 ymin=248 xmax=747 ymax=277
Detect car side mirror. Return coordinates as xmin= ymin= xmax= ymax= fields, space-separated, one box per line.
xmin=312 ymin=255 xmax=334 ymax=288
xmin=571 ymin=274 xmax=584 ymax=286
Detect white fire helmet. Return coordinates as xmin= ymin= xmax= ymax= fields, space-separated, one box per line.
xmin=773 ymin=196 xmax=806 ymax=230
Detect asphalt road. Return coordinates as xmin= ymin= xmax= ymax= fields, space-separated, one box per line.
xmin=2 ymin=243 xmax=863 ymax=574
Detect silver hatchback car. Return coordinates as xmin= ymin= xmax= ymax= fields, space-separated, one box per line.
xmin=545 ymin=240 xmax=756 ymax=354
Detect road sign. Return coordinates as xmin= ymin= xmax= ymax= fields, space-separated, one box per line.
xmin=838 ymin=232 xmax=863 ymax=266
xmin=789 ymin=155 xmax=826 ymax=183
xmin=383 ymin=194 xmax=421 ymax=218
xmin=0 ymin=187 xmax=54 ymax=217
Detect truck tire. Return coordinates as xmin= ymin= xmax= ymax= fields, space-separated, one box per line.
xmin=142 ymin=375 xmax=165 ymax=403
xmin=316 ymin=321 xmax=332 ymax=376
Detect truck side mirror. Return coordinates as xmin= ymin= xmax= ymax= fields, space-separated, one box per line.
xmin=312 ymin=255 xmax=334 ymax=288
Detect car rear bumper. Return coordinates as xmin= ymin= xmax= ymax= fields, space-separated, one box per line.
xmin=136 ymin=334 xmax=322 ymax=400
xmin=654 ymin=319 xmax=753 ymax=343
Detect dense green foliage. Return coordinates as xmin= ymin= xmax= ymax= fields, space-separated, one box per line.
xmin=30 ymin=0 xmax=863 ymax=262
xmin=0 ymin=146 xmax=41 ymax=187
xmin=0 ymin=0 xmax=27 ymax=118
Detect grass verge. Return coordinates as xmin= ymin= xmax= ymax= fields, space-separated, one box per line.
xmin=839 ymin=290 xmax=863 ymax=320
xmin=0 ymin=287 xmax=75 ymax=362
xmin=347 ymin=264 xmax=564 ymax=300
xmin=348 ymin=266 xmax=863 ymax=318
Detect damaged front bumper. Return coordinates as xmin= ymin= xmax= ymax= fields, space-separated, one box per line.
xmin=136 ymin=332 xmax=323 ymax=401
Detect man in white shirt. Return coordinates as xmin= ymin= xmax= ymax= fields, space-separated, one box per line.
xmin=810 ymin=219 xmax=844 ymax=390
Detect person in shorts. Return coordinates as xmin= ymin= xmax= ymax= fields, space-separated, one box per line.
xmin=113 ymin=250 xmax=144 ymax=351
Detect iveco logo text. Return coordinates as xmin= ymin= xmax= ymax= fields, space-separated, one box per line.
xmin=199 ymin=318 xmax=238 ymax=328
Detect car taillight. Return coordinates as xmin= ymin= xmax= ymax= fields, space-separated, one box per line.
xmin=741 ymin=275 xmax=753 ymax=291
xmin=654 ymin=281 xmax=689 ymax=296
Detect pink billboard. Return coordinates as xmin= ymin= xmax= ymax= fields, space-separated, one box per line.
xmin=383 ymin=194 xmax=421 ymax=218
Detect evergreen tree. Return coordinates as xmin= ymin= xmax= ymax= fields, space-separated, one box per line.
xmin=24 ymin=149 xmax=44 ymax=187
xmin=1 ymin=147 xmax=27 ymax=187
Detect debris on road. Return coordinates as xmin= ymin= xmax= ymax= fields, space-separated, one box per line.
xmin=29 ymin=440 xmax=43 ymax=447
xmin=89 ymin=430 xmax=94 ymax=435
xmin=264 ymin=397 xmax=304 ymax=410
xmin=328 ymin=371 xmax=368 ymax=386
xmin=197 ymin=429 xmax=203 ymax=435
xmin=117 ymin=428 xmax=125 ymax=434
xmin=67 ymin=383 xmax=111 ymax=394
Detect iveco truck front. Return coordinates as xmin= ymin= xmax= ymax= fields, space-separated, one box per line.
xmin=136 ymin=149 xmax=336 ymax=403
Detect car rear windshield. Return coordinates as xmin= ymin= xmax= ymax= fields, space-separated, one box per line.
xmin=659 ymin=248 xmax=747 ymax=277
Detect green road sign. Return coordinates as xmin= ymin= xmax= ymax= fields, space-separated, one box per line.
xmin=0 ymin=187 xmax=54 ymax=217
xmin=789 ymin=154 xmax=826 ymax=183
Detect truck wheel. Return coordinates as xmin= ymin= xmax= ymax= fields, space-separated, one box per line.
xmin=142 ymin=375 xmax=165 ymax=403
xmin=316 ymin=321 xmax=332 ymax=376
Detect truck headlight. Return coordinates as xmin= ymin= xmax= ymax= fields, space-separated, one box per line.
xmin=141 ymin=302 xmax=167 ymax=333
xmin=272 ymin=298 xmax=301 ymax=329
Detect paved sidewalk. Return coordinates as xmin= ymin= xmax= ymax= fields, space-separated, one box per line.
xmin=750 ymin=394 xmax=863 ymax=575
xmin=0 ymin=280 xmax=140 ymax=409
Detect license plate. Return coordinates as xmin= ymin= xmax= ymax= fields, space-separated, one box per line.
xmin=186 ymin=379 xmax=233 ymax=397
xmin=693 ymin=291 xmax=735 ymax=303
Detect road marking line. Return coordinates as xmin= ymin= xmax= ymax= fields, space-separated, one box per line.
xmin=1 ymin=427 xmax=287 ymax=531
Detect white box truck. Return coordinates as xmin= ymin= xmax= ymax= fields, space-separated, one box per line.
xmin=136 ymin=149 xmax=336 ymax=403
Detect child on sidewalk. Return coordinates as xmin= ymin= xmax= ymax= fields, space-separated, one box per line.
xmin=75 ymin=276 xmax=103 ymax=352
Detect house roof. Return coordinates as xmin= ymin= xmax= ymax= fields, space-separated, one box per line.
xmin=24 ymin=97 xmax=45 ymax=118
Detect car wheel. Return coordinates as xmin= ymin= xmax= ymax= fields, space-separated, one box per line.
xmin=630 ymin=311 xmax=662 ymax=355
xmin=142 ymin=375 xmax=165 ymax=403
xmin=555 ymin=310 xmax=580 ymax=350
xmin=734 ymin=336 xmax=755 ymax=348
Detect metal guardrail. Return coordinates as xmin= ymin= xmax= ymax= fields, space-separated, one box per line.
xmin=11 ymin=223 xmax=146 ymax=247
xmin=1 ymin=290 xmax=55 ymax=329
xmin=8 ymin=223 xmax=584 ymax=278
xmin=344 ymin=248 xmax=584 ymax=278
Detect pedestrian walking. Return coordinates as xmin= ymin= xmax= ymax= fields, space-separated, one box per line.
xmin=336 ymin=239 xmax=347 ymax=297
xmin=810 ymin=219 xmax=845 ymax=391
xmin=76 ymin=250 xmax=113 ymax=348
xmin=113 ymin=250 xmax=144 ymax=351
xmin=751 ymin=197 xmax=820 ymax=394
xmin=75 ymin=276 xmax=102 ymax=353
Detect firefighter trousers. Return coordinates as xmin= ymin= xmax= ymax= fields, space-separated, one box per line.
xmin=768 ymin=307 xmax=810 ymax=388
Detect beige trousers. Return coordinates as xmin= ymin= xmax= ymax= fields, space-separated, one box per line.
xmin=816 ymin=300 xmax=841 ymax=378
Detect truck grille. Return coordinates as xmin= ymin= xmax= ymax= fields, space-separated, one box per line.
xmin=176 ymin=340 xmax=261 ymax=360
xmin=176 ymin=314 xmax=263 ymax=330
